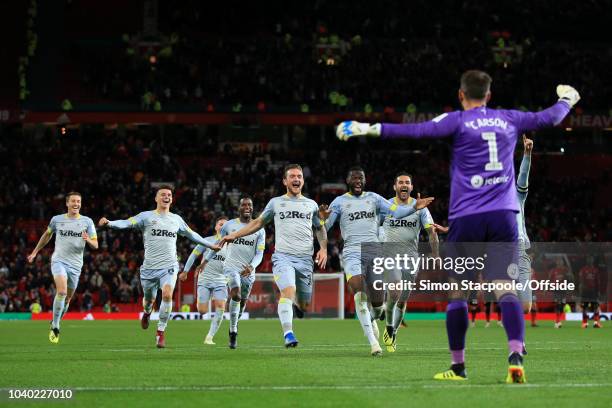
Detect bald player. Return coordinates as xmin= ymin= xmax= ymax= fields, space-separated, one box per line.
xmin=208 ymin=197 xmax=265 ymax=349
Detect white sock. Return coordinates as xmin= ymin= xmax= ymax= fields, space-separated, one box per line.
xmin=385 ymin=297 xmax=396 ymax=326
xmin=229 ymin=299 xmax=240 ymax=333
xmin=208 ymin=308 xmax=224 ymax=337
xmin=143 ymin=298 xmax=153 ymax=314
xmin=61 ymin=301 xmax=70 ymax=318
xmin=354 ymin=293 xmax=378 ymax=346
xmin=52 ymin=294 xmax=66 ymax=330
xmin=157 ymin=300 xmax=172 ymax=331
xmin=277 ymin=297 xmax=293 ymax=334
xmin=393 ymin=303 xmax=406 ymax=332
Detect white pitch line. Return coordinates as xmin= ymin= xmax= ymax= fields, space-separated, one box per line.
xmin=2 ymin=383 xmax=608 ymax=392
xmin=1 ymin=344 xmax=564 ymax=353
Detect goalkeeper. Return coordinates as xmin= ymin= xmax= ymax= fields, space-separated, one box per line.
xmin=337 ymin=71 xmax=579 ymax=383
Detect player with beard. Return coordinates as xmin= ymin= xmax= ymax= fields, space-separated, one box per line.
xmin=319 ymin=167 xmax=434 ymax=356
xmin=379 ymin=172 xmax=439 ymax=353
xmin=219 ymin=165 xmax=327 ymax=348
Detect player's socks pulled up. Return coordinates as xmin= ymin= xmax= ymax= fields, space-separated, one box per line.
xmin=157 ymin=300 xmax=172 ymax=332
xmin=371 ymin=318 xmax=380 ymax=340
xmin=385 ymin=299 xmax=395 ymax=327
xmin=277 ymin=298 xmax=294 ymax=334
xmin=52 ymin=294 xmax=66 ymax=330
xmin=392 ymin=304 xmax=406 ymax=332
xmin=61 ymin=302 xmax=70 ymax=319
xmin=354 ymin=293 xmax=378 ymax=347
xmin=499 ymin=295 xmax=526 ymax=356
xmin=229 ymin=299 xmax=240 ymax=333
xmin=208 ymin=308 xmax=224 ymax=338
xmin=446 ymin=301 xmax=469 ymax=355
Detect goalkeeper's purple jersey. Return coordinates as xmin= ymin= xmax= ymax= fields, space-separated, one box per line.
xmin=381 ymin=101 xmax=570 ymax=219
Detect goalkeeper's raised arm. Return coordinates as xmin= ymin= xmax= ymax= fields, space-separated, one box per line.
xmin=336 ymin=84 xmax=579 ymax=142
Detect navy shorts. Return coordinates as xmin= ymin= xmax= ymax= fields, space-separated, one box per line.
xmin=445 ymin=210 xmax=519 ymax=282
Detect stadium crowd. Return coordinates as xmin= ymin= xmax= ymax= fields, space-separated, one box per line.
xmin=0 ymin=129 xmax=609 ymax=312
xmin=59 ymin=0 xmax=608 ymax=111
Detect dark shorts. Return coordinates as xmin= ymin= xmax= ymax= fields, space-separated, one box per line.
xmin=445 ymin=210 xmax=519 ymax=282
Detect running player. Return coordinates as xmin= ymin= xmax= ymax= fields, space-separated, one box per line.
xmin=320 ymin=166 xmax=434 ymax=356
xmin=208 ymin=197 xmax=265 ymax=349
xmin=27 ymin=192 xmax=98 ymax=344
xmin=379 ymin=172 xmax=439 ymax=353
xmin=98 ymin=185 xmax=219 ymax=348
xmin=179 ymin=216 xmax=228 ymax=344
xmin=219 ymin=165 xmax=327 ymax=348
xmin=337 ymin=70 xmax=579 ymax=381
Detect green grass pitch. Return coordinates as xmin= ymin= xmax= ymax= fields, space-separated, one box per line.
xmin=0 ymin=320 xmax=610 ymax=407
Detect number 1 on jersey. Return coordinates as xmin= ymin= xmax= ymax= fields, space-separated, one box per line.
xmin=482 ymin=132 xmax=503 ymax=171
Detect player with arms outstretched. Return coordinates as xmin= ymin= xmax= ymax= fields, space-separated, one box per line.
xmin=27 ymin=192 xmax=98 ymax=344
xmin=220 ymin=165 xmax=327 ymax=348
xmin=98 ymin=185 xmax=219 ymax=348
xmin=179 ymin=216 xmax=228 ymax=344
xmin=379 ymin=172 xmax=439 ymax=353
xmin=337 ymin=70 xmax=579 ymax=381
xmin=320 ymin=167 xmax=434 ymax=356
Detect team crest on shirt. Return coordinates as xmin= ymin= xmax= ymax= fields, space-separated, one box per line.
xmin=507 ymin=263 xmax=519 ymax=280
